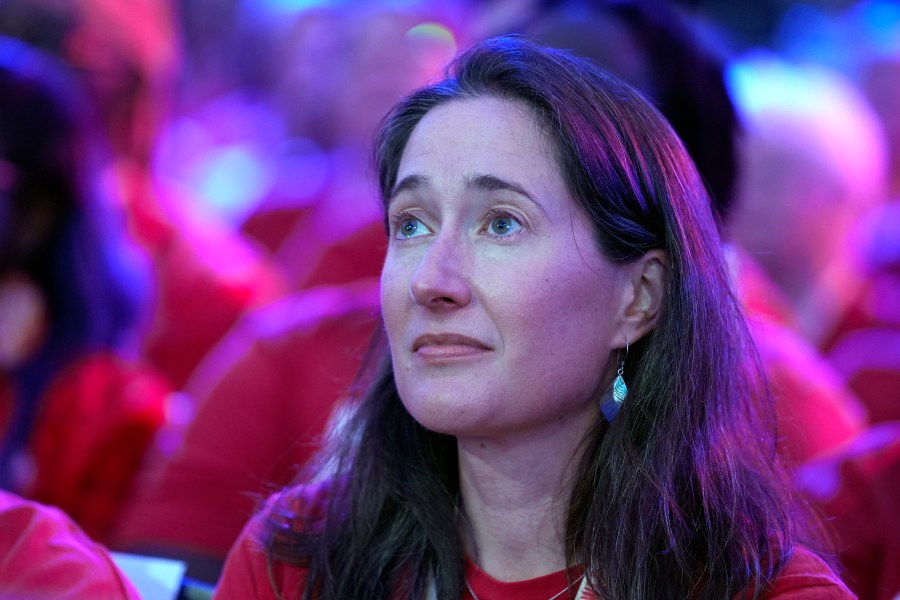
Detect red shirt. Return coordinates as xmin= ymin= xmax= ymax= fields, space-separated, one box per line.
xmin=214 ymin=487 xmax=855 ymax=600
xmin=0 ymin=353 xmax=170 ymax=542
xmin=461 ymin=551 xmax=853 ymax=600
xmin=118 ymin=162 xmax=288 ymax=390
xmin=0 ymin=491 xmax=139 ymax=599
xmin=113 ymin=281 xmax=380 ymax=558
xmin=800 ymin=423 xmax=900 ymax=600
xmin=733 ymin=249 xmax=867 ymax=465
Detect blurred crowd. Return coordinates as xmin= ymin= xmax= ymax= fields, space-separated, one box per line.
xmin=0 ymin=0 xmax=898 ymax=598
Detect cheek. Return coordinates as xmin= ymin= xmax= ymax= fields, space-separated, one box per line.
xmin=491 ymin=255 xmax=619 ymax=360
xmin=380 ymin=253 xmax=411 ymax=343
xmin=493 ymin=279 xmax=618 ymax=419
xmin=380 ymin=244 xmax=454 ymax=383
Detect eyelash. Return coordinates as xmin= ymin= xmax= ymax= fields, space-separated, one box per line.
xmin=389 ymin=211 xmax=429 ymax=239
xmin=481 ymin=208 xmax=524 ymax=237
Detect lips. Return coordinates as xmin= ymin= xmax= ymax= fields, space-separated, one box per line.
xmin=412 ymin=333 xmax=492 ymax=360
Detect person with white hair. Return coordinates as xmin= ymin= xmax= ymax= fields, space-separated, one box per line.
xmin=727 ymin=54 xmax=889 ymax=346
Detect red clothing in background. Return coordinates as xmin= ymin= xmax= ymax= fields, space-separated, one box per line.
xmin=820 ymin=202 xmax=900 ymax=424
xmin=119 ymin=163 xmax=288 ymax=390
xmin=214 ymin=484 xmax=854 ymax=600
xmin=752 ymin=320 xmax=867 ymax=465
xmin=0 ymin=490 xmax=139 ymax=599
xmin=113 ymin=280 xmax=380 ymax=560
xmin=734 ymin=249 xmax=867 ymax=464
xmin=799 ymin=423 xmax=900 ymax=600
xmin=824 ymin=291 xmax=900 ymax=425
xmin=0 ymin=353 xmax=170 ymax=542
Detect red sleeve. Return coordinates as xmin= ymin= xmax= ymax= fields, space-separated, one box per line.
xmin=213 ymin=511 xmax=280 ymax=600
xmin=0 ymin=491 xmax=139 ymax=599
xmin=115 ymin=332 xmax=294 ymax=556
xmin=215 ymin=489 xmax=317 ymax=600
xmin=114 ymin=284 xmax=379 ymax=558
xmin=26 ymin=353 xmax=170 ymax=542
xmin=736 ymin=250 xmax=867 ymax=466
xmin=759 ymin=546 xmax=856 ymax=599
xmin=139 ymin=204 xmax=288 ymax=390
xmin=750 ymin=321 xmax=866 ymax=466
xmin=800 ymin=424 xmax=900 ymax=600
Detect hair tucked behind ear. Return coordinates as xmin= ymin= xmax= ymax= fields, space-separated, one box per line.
xmin=265 ymin=36 xmax=805 ymax=600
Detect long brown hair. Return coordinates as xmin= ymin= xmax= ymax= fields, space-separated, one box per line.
xmin=267 ymin=36 xmax=798 ymax=600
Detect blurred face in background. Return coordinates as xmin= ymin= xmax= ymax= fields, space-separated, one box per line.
xmin=730 ymin=130 xmax=850 ymax=298
xmin=863 ymin=56 xmax=900 ymax=194
xmin=274 ymin=7 xmax=457 ymax=149
xmin=0 ymin=162 xmax=48 ymax=369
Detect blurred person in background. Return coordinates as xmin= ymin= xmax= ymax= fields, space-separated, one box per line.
xmin=825 ymin=195 xmax=900 ymax=424
xmin=725 ymin=14 xmax=900 ymax=595
xmin=0 ymin=36 xmax=170 ymax=542
xmin=112 ymin=0 xmax=469 ymax=583
xmin=0 ymin=0 xmax=289 ymax=391
xmin=823 ymin=34 xmax=900 ymax=425
xmin=799 ymin=422 xmax=900 ymax=600
xmin=114 ymin=280 xmax=381 ymax=584
xmin=727 ymin=54 xmax=888 ymax=346
xmin=157 ymin=0 xmax=467 ymax=289
xmin=727 ymin=54 xmax=899 ymax=423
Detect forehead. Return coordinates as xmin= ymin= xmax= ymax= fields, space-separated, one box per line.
xmin=397 ymin=96 xmax=563 ymax=189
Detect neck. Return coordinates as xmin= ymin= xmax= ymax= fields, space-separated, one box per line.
xmin=456 ymin=408 xmax=597 ymax=582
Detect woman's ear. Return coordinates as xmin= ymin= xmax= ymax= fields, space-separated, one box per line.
xmin=618 ymin=249 xmax=667 ymax=345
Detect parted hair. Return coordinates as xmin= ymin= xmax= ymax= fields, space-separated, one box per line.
xmin=266 ymin=35 xmax=799 ymax=600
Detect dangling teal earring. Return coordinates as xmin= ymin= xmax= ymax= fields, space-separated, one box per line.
xmin=600 ymin=338 xmax=628 ymax=423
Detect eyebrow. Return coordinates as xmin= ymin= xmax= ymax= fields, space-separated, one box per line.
xmin=388 ymin=174 xmax=427 ymax=204
xmin=388 ymin=172 xmax=547 ymax=215
xmin=463 ymin=173 xmax=546 ymax=214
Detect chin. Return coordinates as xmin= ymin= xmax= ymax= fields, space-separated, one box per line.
xmin=398 ymin=388 xmax=482 ymax=436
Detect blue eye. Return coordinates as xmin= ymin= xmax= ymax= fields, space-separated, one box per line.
xmin=488 ymin=214 xmax=522 ymax=236
xmin=395 ymin=216 xmax=430 ymax=239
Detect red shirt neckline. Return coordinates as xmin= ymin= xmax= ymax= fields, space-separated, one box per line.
xmin=463 ymin=558 xmax=585 ymax=600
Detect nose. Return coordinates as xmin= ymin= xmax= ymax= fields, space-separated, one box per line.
xmin=409 ymin=234 xmax=472 ymax=309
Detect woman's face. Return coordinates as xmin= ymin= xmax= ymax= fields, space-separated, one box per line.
xmin=381 ymin=96 xmax=630 ymax=440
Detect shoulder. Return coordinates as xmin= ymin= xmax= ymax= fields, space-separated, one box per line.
xmin=215 ymin=481 xmax=334 ymax=600
xmin=0 ymin=491 xmax=139 ymax=599
xmin=760 ymin=545 xmax=856 ymax=599
xmin=39 ymin=352 xmax=171 ymax=423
